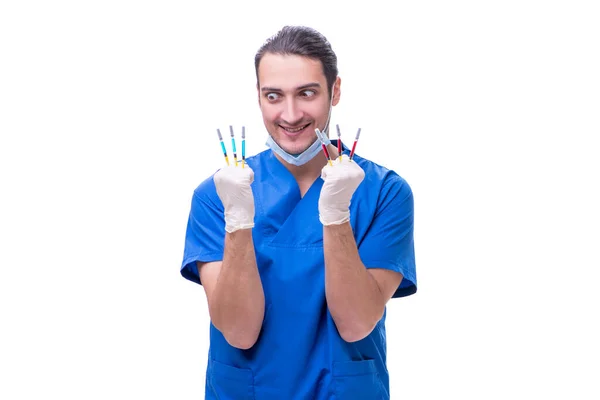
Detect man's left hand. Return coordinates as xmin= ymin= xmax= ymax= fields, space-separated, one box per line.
xmin=318 ymin=154 xmax=365 ymax=226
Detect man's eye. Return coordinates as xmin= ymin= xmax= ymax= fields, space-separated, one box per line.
xmin=266 ymin=93 xmax=280 ymax=101
xmin=300 ymin=90 xmax=316 ymax=97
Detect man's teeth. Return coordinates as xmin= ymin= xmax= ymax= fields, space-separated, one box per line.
xmin=282 ymin=124 xmax=308 ymax=133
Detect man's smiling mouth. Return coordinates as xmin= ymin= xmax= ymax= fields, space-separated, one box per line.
xmin=280 ymin=123 xmax=311 ymax=134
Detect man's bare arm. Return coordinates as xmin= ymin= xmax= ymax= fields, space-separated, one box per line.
xmin=324 ymin=222 xmax=403 ymax=342
xmin=198 ymin=229 xmax=264 ymax=349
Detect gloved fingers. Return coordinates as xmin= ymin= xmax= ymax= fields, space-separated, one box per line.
xmin=321 ymin=157 xmax=365 ymax=183
xmin=215 ymin=164 xmax=254 ymax=186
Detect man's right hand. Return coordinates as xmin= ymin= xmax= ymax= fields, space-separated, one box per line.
xmin=213 ymin=165 xmax=255 ymax=233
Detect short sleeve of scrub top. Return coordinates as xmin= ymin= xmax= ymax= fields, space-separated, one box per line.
xmin=358 ymin=173 xmax=417 ymax=298
xmin=180 ymin=176 xmax=225 ymax=285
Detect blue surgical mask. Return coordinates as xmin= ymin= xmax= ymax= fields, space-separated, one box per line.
xmin=266 ymin=83 xmax=335 ymax=166
xmin=266 ymin=134 xmax=331 ymax=166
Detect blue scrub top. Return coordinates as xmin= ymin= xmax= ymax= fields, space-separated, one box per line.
xmin=181 ymin=141 xmax=417 ymax=399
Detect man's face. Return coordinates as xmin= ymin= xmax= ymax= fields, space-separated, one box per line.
xmin=257 ymin=53 xmax=340 ymax=156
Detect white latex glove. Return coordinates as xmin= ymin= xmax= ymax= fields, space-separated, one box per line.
xmin=318 ymin=154 xmax=365 ymax=226
xmin=213 ymin=164 xmax=255 ymax=233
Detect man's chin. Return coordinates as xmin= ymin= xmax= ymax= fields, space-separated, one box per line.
xmin=282 ymin=141 xmax=317 ymax=156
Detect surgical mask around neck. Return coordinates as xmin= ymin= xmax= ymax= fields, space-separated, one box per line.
xmin=266 ymin=83 xmax=336 ymax=166
xmin=266 ymin=134 xmax=331 ymax=166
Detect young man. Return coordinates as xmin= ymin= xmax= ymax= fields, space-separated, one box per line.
xmin=181 ymin=25 xmax=417 ymax=399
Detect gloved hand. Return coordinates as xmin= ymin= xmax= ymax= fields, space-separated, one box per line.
xmin=213 ymin=165 xmax=255 ymax=233
xmin=318 ymin=154 xmax=365 ymax=226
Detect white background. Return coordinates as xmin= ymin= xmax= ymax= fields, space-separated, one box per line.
xmin=1 ymin=0 xmax=599 ymax=399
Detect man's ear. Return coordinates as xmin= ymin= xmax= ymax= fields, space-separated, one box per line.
xmin=332 ymin=76 xmax=341 ymax=106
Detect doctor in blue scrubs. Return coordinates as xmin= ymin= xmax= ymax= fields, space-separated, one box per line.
xmin=181 ymin=25 xmax=417 ymax=399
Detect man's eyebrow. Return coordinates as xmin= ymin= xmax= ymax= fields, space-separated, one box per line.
xmin=296 ymin=82 xmax=321 ymax=91
xmin=260 ymin=82 xmax=322 ymax=92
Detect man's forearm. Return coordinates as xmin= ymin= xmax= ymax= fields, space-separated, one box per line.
xmin=323 ymin=222 xmax=385 ymax=342
xmin=210 ymin=229 xmax=265 ymax=349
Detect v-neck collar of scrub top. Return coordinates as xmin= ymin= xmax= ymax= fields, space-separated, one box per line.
xmin=253 ymin=139 xmax=349 ymax=248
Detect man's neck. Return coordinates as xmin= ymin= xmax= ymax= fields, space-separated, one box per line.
xmin=274 ymin=143 xmax=340 ymax=196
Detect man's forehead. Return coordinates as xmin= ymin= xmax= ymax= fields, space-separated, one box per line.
xmin=258 ymin=53 xmax=326 ymax=90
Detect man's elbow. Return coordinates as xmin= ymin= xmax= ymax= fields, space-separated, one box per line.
xmin=226 ymin=337 xmax=257 ymax=350
xmin=338 ymin=321 xmax=379 ymax=343
xmin=336 ymin=306 xmax=385 ymax=342
xmin=210 ymin=311 xmax=263 ymax=350
xmin=223 ymin=334 xmax=258 ymax=350
xmin=213 ymin=323 xmax=260 ymax=350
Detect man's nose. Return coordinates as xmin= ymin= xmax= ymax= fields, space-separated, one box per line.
xmin=281 ymin=99 xmax=302 ymax=124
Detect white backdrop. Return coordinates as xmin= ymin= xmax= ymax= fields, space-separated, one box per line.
xmin=1 ymin=0 xmax=599 ymax=399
